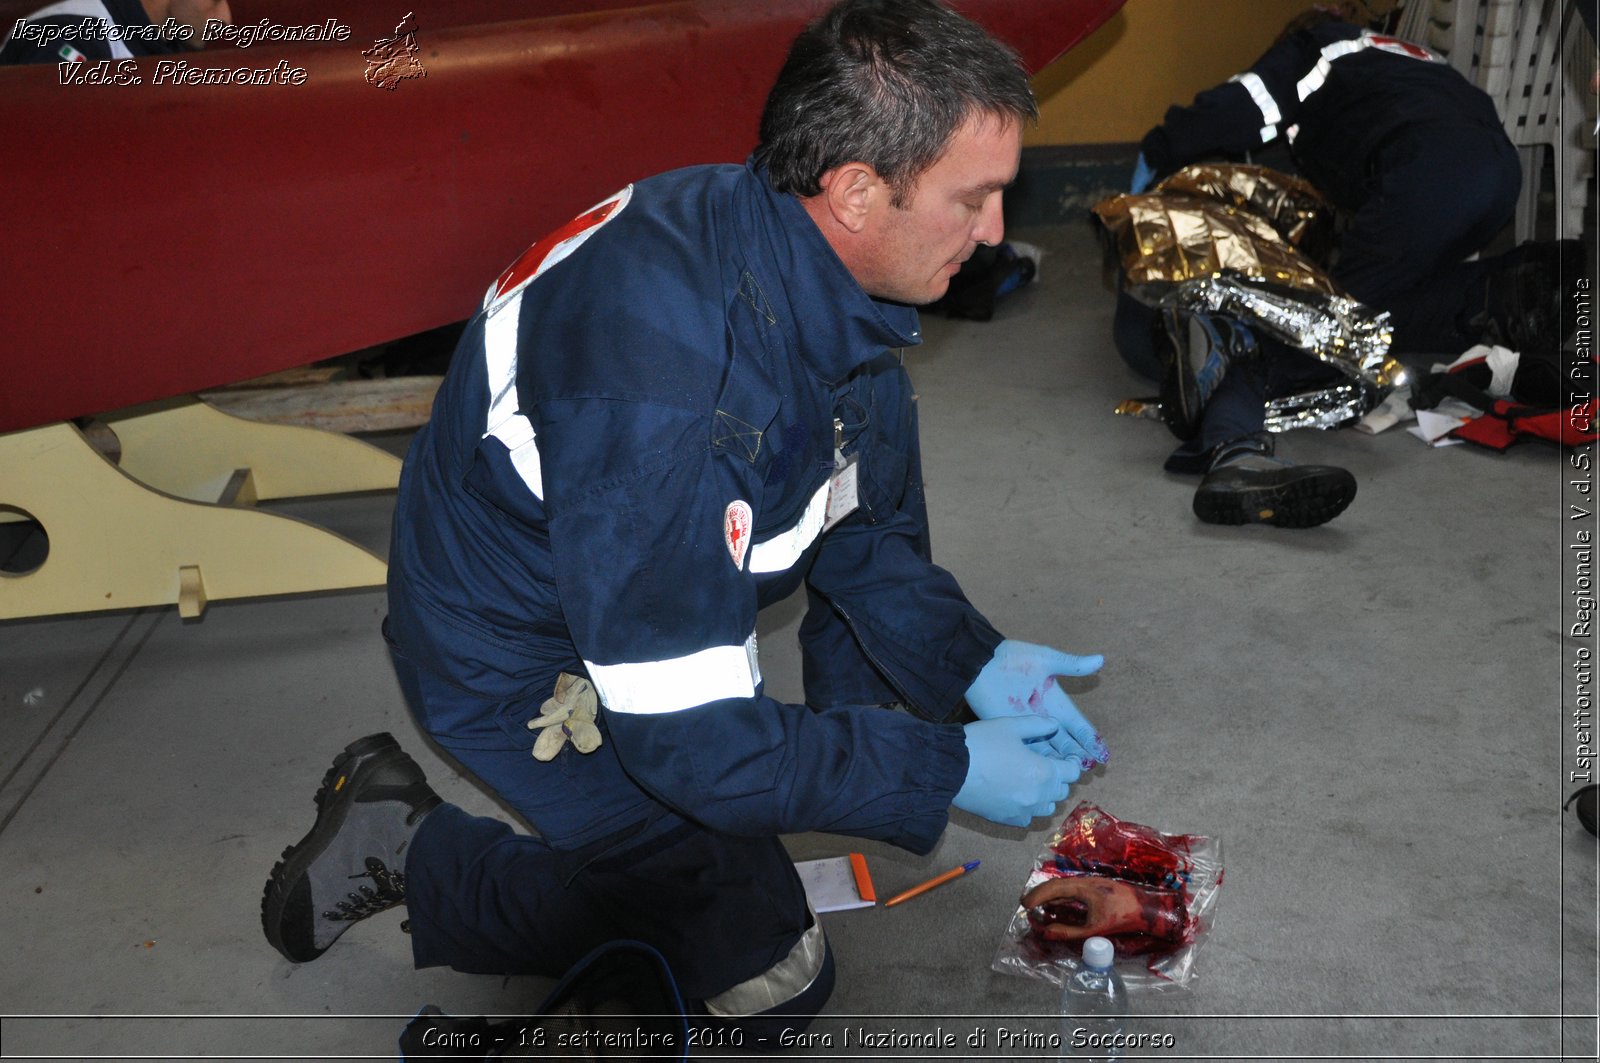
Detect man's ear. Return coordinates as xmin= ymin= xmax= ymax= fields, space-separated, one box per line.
xmin=817 ymin=162 xmax=883 ymax=234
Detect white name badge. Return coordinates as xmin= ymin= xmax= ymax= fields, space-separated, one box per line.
xmin=824 ymin=451 xmax=859 ymax=532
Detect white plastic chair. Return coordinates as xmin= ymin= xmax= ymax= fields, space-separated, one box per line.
xmin=1501 ymin=0 xmax=1594 ymax=239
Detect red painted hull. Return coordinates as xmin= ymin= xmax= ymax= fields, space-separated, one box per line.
xmin=1 ymin=0 xmax=1122 ymax=433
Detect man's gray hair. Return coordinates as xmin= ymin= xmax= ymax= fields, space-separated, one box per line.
xmin=754 ymin=0 xmax=1037 ymax=208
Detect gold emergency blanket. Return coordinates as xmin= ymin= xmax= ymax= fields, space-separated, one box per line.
xmin=1093 ymin=164 xmax=1336 ymax=293
xmin=1094 ymin=164 xmax=1406 ymax=431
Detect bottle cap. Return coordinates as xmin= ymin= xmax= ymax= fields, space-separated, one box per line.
xmin=1082 ymin=936 xmax=1115 ymax=970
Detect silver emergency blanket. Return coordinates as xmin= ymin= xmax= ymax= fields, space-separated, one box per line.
xmin=1155 ymin=273 xmax=1406 ymax=431
xmin=1263 ymin=383 xmax=1384 ymax=432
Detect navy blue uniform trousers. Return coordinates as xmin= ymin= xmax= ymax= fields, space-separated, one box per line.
xmin=392 ymin=643 xmax=851 ymax=1014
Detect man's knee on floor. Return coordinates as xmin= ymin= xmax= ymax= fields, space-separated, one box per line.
xmin=692 ymin=933 xmax=836 ymax=1052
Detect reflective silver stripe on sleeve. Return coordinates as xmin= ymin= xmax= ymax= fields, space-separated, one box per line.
xmin=476 ymin=185 xmax=635 ymax=495
xmin=1227 ymin=72 xmax=1282 ymax=142
xmin=1296 ymin=38 xmax=1364 ymax=101
xmin=748 ymin=478 xmax=830 ymax=574
xmin=589 ymin=632 xmax=762 ymax=714
xmin=481 ymin=289 xmax=545 ymax=500
xmin=704 ymin=905 xmax=827 ymax=1018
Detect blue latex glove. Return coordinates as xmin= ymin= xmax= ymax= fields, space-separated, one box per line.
xmin=953 ymin=716 xmax=1080 ymax=827
xmin=1130 ymin=152 xmax=1156 ymax=194
xmin=965 ymin=639 xmax=1109 ymax=767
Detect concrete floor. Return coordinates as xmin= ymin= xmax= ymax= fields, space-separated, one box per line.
xmin=1 ymin=219 xmax=1595 ymax=1062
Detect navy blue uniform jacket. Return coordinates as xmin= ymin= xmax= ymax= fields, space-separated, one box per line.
xmin=1140 ymin=22 xmax=1505 ymax=208
xmin=387 ymin=162 xmax=997 ymax=855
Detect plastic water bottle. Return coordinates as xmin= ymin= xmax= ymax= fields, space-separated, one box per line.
xmin=1060 ymin=936 xmax=1127 ymax=1061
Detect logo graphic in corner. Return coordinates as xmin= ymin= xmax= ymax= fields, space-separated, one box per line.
xmin=362 ymin=12 xmax=426 ymax=90
xmin=724 ymin=500 xmax=753 ymax=571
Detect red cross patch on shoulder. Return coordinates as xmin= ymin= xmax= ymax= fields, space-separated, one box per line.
xmin=488 ymin=185 xmax=633 ymax=305
xmin=1366 ymin=34 xmax=1439 ymax=62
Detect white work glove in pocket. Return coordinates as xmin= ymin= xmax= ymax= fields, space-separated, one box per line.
xmin=528 ymin=672 xmax=602 ymax=761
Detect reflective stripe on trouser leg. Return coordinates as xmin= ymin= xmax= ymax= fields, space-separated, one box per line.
xmin=703 ymin=904 xmax=827 ymax=1017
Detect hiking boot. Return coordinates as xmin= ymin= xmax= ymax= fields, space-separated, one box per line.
xmin=1193 ymin=437 xmax=1356 ymax=528
xmin=261 ymin=733 xmax=441 ymax=963
xmin=1157 ymin=309 xmax=1257 ymax=441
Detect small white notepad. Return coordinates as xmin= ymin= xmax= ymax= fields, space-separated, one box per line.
xmin=794 ymin=854 xmax=876 ymax=912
